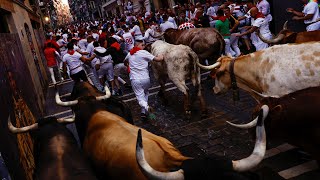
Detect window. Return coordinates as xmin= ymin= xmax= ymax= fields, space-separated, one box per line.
xmin=0 ymin=9 xmax=10 ymax=33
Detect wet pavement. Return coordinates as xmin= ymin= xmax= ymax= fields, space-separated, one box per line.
xmin=44 ymin=69 xmax=319 ymax=180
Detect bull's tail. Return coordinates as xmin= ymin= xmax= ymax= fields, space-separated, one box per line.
xmin=188 ymin=50 xmax=201 ymax=87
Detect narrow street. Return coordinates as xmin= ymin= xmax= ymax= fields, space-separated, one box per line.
xmin=45 ymin=70 xmax=320 ymax=180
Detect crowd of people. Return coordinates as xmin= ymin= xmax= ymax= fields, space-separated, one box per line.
xmin=43 ymin=0 xmax=320 ymax=120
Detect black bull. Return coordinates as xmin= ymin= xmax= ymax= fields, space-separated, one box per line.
xmin=228 ymin=86 xmax=320 ymax=164
xmin=8 ymin=116 xmax=97 ymax=180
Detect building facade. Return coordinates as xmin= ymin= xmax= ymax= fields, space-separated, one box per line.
xmin=0 ymin=0 xmax=48 ymax=179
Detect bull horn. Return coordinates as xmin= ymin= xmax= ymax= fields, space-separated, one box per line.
xmin=283 ymin=21 xmax=288 ymax=30
xmin=96 ymin=85 xmax=111 ymax=100
xmin=136 ymin=129 xmax=185 ymax=180
xmin=55 ymin=88 xmax=78 ymax=107
xmin=226 ymin=117 xmax=257 ymax=129
xmin=57 ymin=116 xmax=75 ymax=123
xmin=257 ymin=29 xmax=285 ymax=44
xmin=232 ymin=105 xmax=269 ymax=172
xmin=196 ymin=56 xmax=221 ymax=70
xmin=8 ymin=116 xmax=38 ymax=133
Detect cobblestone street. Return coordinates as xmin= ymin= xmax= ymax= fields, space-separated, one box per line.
xmin=45 ymin=70 xmax=320 ymax=180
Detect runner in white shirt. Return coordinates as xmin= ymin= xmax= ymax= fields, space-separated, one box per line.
xmin=122 ymin=26 xmax=135 ymax=53
xmin=287 ymin=0 xmax=320 ymax=31
xmin=85 ymin=36 xmax=104 ymax=91
xmin=129 ymin=22 xmax=143 ymax=40
xmin=236 ymin=7 xmax=272 ymax=51
xmin=160 ymin=14 xmax=176 ymax=32
xmin=78 ymin=34 xmax=88 ymax=52
xmin=62 ymin=42 xmax=96 ymax=83
xmin=125 ymin=40 xmax=164 ymax=120
xmin=93 ymin=42 xmax=116 ymax=95
xmin=142 ymin=22 xmax=158 ymax=44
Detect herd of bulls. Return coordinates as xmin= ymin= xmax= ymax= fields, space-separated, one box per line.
xmin=7 ymin=25 xmax=320 ymax=179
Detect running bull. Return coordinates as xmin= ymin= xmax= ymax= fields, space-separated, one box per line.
xmin=153 ymin=28 xmax=225 ymax=62
xmin=151 ymin=40 xmax=206 ymax=116
xmin=55 ymin=81 xmax=269 ymax=180
xmin=227 ymin=87 xmax=320 ymax=164
xmin=7 ymin=116 xmax=97 ymax=180
xmin=197 ymin=42 xmax=320 ymax=100
xmin=258 ymin=21 xmax=320 ymax=44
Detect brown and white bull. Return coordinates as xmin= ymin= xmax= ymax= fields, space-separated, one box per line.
xmin=226 ymin=87 xmax=320 ymax=164
xmin=55 ymin=81 xmax=269 ymax=180
xmin=151 ymin=40 xmax=206 ymax=116
xmin=154 ymin=28 xmax=225 ymax=62
xmin=197 ymin=42 xmax=320 ymax=100
xmin=258 ymin=21 xmax=320 ymax=44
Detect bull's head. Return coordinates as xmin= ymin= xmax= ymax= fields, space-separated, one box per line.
xmin=196 ymin=56 xmax=234 ymax=94
xmin=136 ymin=105 xmax=269 ymax=179
xmin=257 ymin=21 xmax=297 ymax=44
xmin=55 ymin=82 xmax=111 ymax=107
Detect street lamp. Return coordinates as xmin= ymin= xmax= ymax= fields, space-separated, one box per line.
xmin=44 ymin=16 xmax=50 ymax=22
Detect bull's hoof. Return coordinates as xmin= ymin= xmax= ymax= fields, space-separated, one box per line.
xmin=185 ymin=110 xmax=191 ymax=115
xmin=185 ymin=110 xmax=192 ymax=120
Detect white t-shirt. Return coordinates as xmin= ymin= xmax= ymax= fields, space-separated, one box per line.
xmin=62 ymin=34 xmax=68 ymax=41
xmin=251 ymin=17 xmax=272 ymax=44
xmin=143 ymin=28 xmax=157 ymax=44
xmin=127 ymin=50 xmax=155 ymax=80
xmin=62 ymin=52 xmax=83 ymax=75
xmin=168 ymin=16 xmax=178 ymax=29
xmin=78 ymin=39 xmax=88 ymax=51
xmin=123 ymin=32 xmax=135 ymax=51
xmin=160 ymin=21 xmax=175 ymax=32
xmin=303 ymin=2 xmax=320 ymax=24
xmin=92 ymin=33 xmax=99 ymax=41
xmin=86 ymin=42 xmax=95 ymax=56
xmin=57 ymin=39 xmax=67 ymax=51
xmin=207 ymin=6 xmax=216 ymax=17
xmin=130 ymin=25 xmax=143 ymax=40
xmin=94 ymin=47 xmax=113 ymax=64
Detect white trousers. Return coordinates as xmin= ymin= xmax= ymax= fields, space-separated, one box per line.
xmin=306 ymin=21 xmax=320 ymax=31
xmin=131 ymin=78 xmax=151 ymax=114
xmin=230 ymin=34 xmax=241 ymax=57
xmin=48 ymin=67 xmax=56 ymax=84
xmin=224 ymin=38 xmax=232 ymax=57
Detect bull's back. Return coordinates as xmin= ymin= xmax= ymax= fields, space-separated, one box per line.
xmin=83 ymin=111 xmax=187 ymax=179
xmin=295 ymin=31 xmax=320 ymax=43
xmin=254 ymin=42 xmax=320 ymax=96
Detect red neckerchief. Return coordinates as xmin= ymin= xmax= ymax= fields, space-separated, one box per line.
xmin=130 ymin=46 xmax=142 ymax=55
xmin=217 ymin=16 xmax=228 ymax=22
xmin=67 ymin=50 xmax=75 ymax=55
xmin=254 ymin=12 xmax=265 ymax=20
xmin=111 ymin=42 xmax=121 ymax=51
